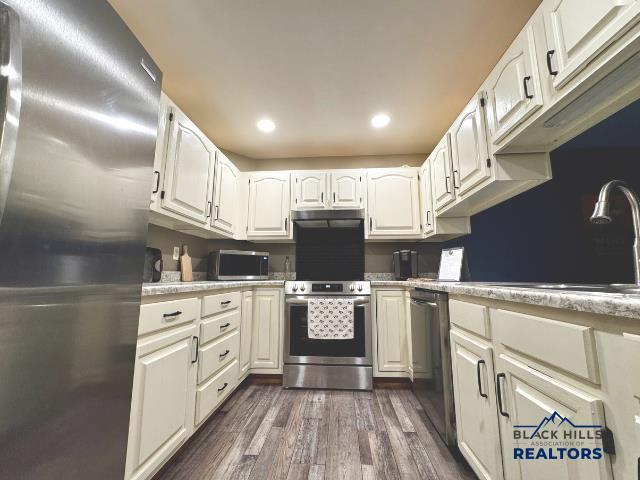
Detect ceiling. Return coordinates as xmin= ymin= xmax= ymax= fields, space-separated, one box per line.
xmin=109 ymin=0 xmax=541 ymax=159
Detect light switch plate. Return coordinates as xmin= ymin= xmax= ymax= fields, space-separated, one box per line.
xmin=173 ymin=246 xmax=180 ymax=260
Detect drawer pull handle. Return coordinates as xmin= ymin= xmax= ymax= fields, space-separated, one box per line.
xmin=220 ymin=323 xmax=231 ymax=329
xmin=220 ymin=300 xmax=231 ymax=306
xmin=219 ymin=349 xmax=230 ymax=359
xmin=163 ymin=310 xmax=182 ymax=319
xmin=476 ymin=360 xmax=487 ymax=398
xmin=496 ymin=373 xmax=509 ymax=417
xmin=218 ymin=382 xmax=228 ymax=393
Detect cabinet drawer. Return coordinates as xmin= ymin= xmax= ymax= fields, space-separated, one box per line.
xmin=491 ymin=308 xmax=599 ymax=383
xmin=198 ymin=331 xmax=239 ymax=383
xmin=200 ymin=309 xmax=241 ymax=344
xmin=138 ymin=298 xmax=199 ymax=335
xmin=202 ymin=291 xmax=241 ymax=318
xmin=195 ymin=359 xmax=238 ymax=425
xmin=449 ymin=299 xmax=490 ymax=338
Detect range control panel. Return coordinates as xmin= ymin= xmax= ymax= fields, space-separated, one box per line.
xmin=284 ymin=281 xmax=371 ymax=296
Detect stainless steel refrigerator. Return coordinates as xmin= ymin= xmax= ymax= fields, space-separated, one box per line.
xmin=0 ymin=1 xmax=161 ymax=478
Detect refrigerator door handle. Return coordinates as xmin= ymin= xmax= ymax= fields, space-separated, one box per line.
xmin=0 ymin=2 xmax=22 ymax=225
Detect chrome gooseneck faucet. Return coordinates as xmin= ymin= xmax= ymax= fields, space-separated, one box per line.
xmin=590 ymin=180 xmax=640 ymax=285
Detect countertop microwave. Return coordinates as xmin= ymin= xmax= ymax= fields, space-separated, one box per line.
xmin=208 ymin=250 xmax=269 ymax=280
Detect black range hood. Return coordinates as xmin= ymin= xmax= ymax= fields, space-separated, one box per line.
xmin=291 ymin=209 xmax=365 ymax=229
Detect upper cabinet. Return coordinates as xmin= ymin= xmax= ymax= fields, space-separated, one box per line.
xmin=247 ymin=172 xmax=291 ymax=238
xmin=211 ymin=151 xmax=239 ymax=235
xmin=330 ymin=170 xmax=364 ymax=209
xmin=293 ymin=171 xmax=328 ymax=210
xmin=542 ymin=0 xmax=640 ymax=91
xmin=366 ymin=168 xmax=421 ymax=238
xmin=484 ymin=24 xmax=543 ymax=145
xmin=430 ymin=134 xmax=456 ymax=212
xmin=450 ymin=94 xmax=491 ymax=196
xmin=420 ymin=158 xmax=471 ymax=241
xmin=161 ymin=106 xmax=215 ymax=224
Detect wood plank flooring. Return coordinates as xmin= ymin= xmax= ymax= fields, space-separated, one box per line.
xmin=154 ymin=383 xmax=476 ymax=480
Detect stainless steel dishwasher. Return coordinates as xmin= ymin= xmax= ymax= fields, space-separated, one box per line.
xmin=409 ymin=288 xmax=457 ymax=446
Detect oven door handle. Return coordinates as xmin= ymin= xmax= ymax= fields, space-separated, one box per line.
xmin=285 ymin=297 xmax=370 ymax=306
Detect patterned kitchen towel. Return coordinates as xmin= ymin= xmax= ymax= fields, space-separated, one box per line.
xmin=308 ymin=298 xmax=354 ymax=340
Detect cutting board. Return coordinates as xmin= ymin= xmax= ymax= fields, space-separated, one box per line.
xmin=180 ymin=245 xmax=193 ymax=282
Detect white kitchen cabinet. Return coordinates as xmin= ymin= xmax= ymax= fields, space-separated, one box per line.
xmin=330 ymin=169 xmax=363 ymax=209
xmin=246 ymin=172 xmax=291 ymax=238
xmin=419 ymin=160 xmax=471 ymax=240
xmin=125 ymin=325 xmax=197 ymax=480
xmin=210 ymin=151 xmax=239 ymax=235
xmin=542 ymin=0 xmax=640 ymax=90
xmin=150 ymin=93 xmax=172 ymax=206
xmin=375 ymin=290 xmax=409 ymax=373
xmin=430 ymin=134 xmax=456 ymax=212
xmin=366 ymin=168 xmax=421 ymax=238
xmin=420 ymin=162 xmax=435 ymax=236
xmin=495 ymin=354 xmax=613 ymax=480
xmin=239 ymin=291 xmax=253 ymax=379
xmin=161 ymin=106 xmax=215 ymax=224
xmin=293 ymin=171 xmax=328 ymax=209
xmin=484 ymin=24 xmax=543 ymax=145
xmin=250 ymin=289 xmax=282 ymax=371
xmin=450 ymin=93 xmax=492 ymax=196
xmin=450 ymin=329 xmax=504 ymax=480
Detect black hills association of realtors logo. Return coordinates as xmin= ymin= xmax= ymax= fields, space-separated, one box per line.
xmin=512 ymin=411 xmax=605 ymax=461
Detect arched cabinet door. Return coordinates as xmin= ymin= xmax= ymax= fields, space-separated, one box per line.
xmin=211 ymin=151 xmax=239 ymax=235
xmin=247 ymin=172 xmax=291 ymax=238
xmin=367 ymin=168 xmax=421 ymax=237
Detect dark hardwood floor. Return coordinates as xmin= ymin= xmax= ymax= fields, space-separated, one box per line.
xmin=154 ymin=382 xmax=476 ymax=480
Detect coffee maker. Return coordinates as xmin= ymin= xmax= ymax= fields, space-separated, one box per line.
xmin=393 ymin=250 xmax=417 ymax=280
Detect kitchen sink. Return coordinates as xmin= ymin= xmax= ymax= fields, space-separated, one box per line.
xmin=470 ymin=282 xmax=640 ymax=295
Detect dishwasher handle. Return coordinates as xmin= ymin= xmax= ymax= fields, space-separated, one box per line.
xmin=410 ymin=298 xmax=439 ymax=309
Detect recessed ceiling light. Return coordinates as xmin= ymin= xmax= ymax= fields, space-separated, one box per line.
xmin=257 ymin=118 xmax=276 ymax=133
xmin=371 ymin=113 xmax=390 ymax=129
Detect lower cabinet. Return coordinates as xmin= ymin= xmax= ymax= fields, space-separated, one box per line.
xmin=239 ymin=291 xmax=254 ymax=378
xmin=251 ymin=289 xmax=282 ymax=371
xmin=495 ymin=354 xmax=612 ymax=480
xmin=375 ymin=290 xmax=409 ymax=373
xmin=125 ymin=324 xmax=197 ymax=480
xmin=450 ymin=329 xmax=504 ymax=480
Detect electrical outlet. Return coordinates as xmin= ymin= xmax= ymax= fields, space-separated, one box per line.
xmin=173 ymin=246 xmax=180 ymax=260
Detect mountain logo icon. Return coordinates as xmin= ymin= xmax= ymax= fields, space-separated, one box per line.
xmin=515 ymin=411 xmax=601 ymax=437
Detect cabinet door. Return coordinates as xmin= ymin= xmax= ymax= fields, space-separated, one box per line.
xmin=430 ymin=134 xmax=456 ymax=212
xmin=293 ymin=171 xmax=328 ymax=209
xmin=485 ymin=25 xmax=543 ymax=145
xmin=367 ymin=169 xmax=421 ymax=237
xmin=162 ymin=108 xmax=215 ymax=223
xmin=150 ymin=93 xmax=172 ymax=206
xmin=543 ymin=0 xmax=640 ymax=89
xmin=375 ymin=290 xmax=408 ymax=372
xmin=496 ymin=354 xmax=613 ymax=480
xmin=239 ymin=291 xmax=253 ymax=378
xmin=450 ymin=94 xmax=492 ymax=196
xmin=419 ymin=161 xmax=435 ymax=235
xmin=211 ymin=151 xmax=238 ymax=235
xmin=247 ymin=172 xmax=291 ymax=237
xmin=450 ymin=330 xmax=504 ymax=480
xmin=330 ymin=170 xmax=363 ymax=209
xmin=250 ymin=290 xmax=281 ymax=370
xmin=125 ymin=325 xmax=197 ymax=480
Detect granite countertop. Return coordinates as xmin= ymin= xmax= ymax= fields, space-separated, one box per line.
xmin=141 ymin=278 xmax=640 ymax=320
xmin=372 ymin=279 xmax=640 ymax=320
xmin=141 ymin=280 xmax=285 ymax=297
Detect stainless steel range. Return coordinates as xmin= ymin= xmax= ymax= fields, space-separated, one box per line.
xmin=283 ymin=281 xmax=373 ymax=390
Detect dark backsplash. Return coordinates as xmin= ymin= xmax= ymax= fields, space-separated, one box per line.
xmin=295 ymin=223 xmax=365 ymax=280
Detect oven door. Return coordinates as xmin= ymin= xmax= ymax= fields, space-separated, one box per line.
xmin=284 ymin=296 xmax=372 ymax=365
